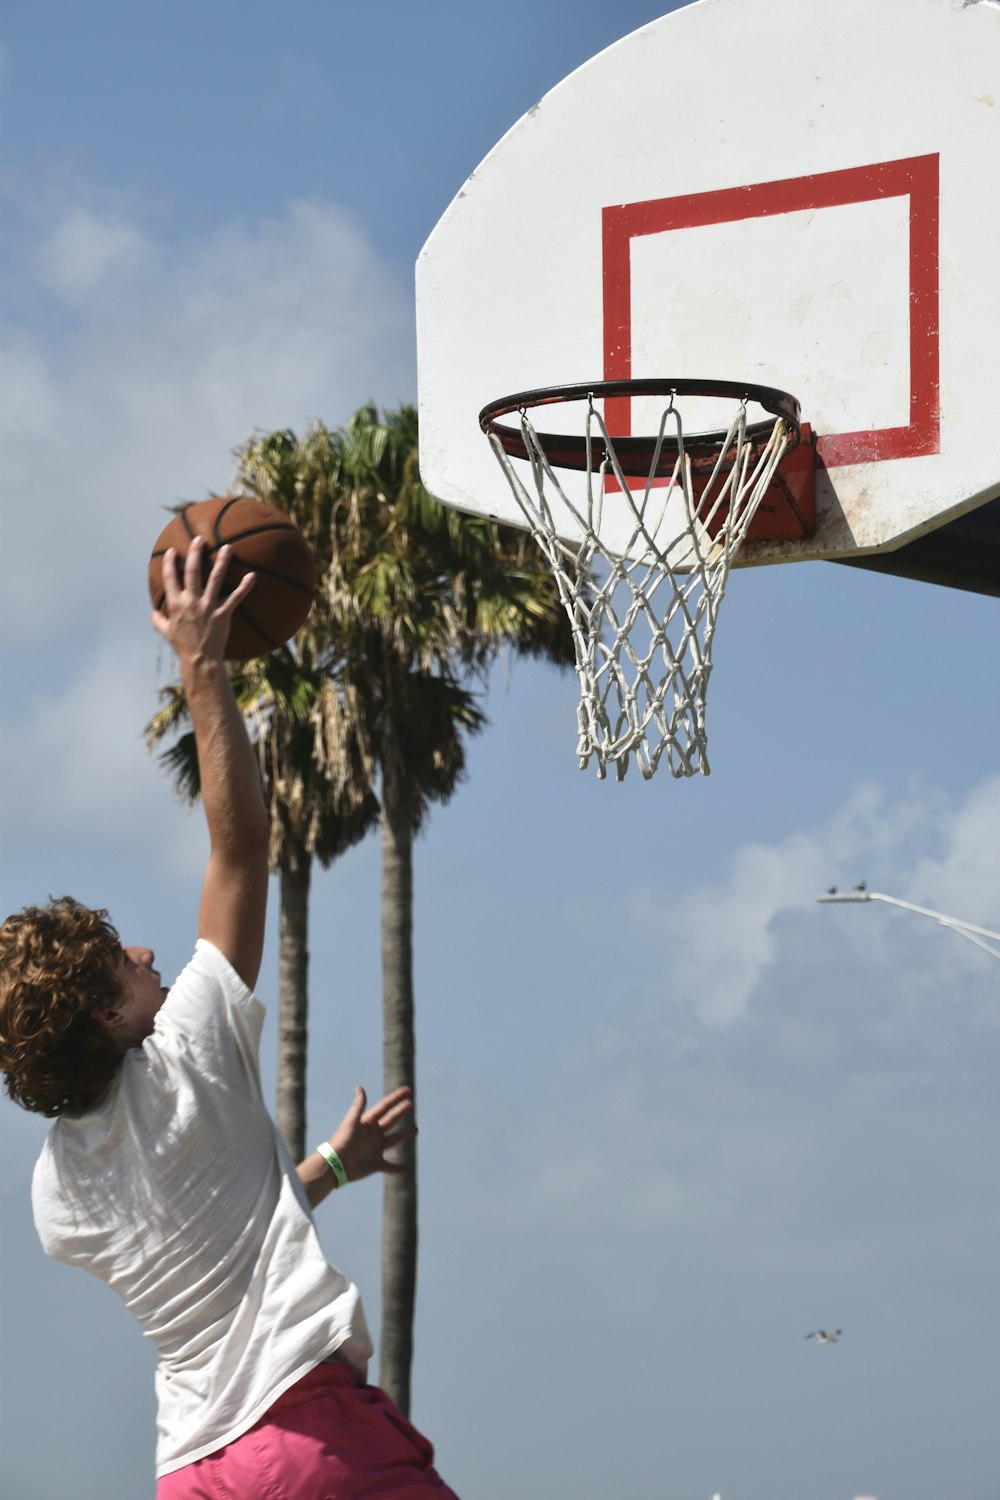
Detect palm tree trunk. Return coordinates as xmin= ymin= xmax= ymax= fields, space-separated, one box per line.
xmin=276 ymin=841 xmax=312 ymax=1164
xmin=379 ymin=762 xmax=418 ymax=1415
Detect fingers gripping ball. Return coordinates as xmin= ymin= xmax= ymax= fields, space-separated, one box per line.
xmin=148 ymin=497 xmax=316 ymax=660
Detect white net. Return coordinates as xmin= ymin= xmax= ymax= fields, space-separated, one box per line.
xmin=486 ymin=392 xmax=794 ymax=780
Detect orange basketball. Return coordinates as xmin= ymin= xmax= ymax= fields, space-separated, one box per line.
xmin=148 ymin=496 xmax=316 ymax=661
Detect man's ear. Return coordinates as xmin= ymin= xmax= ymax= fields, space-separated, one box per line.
xmin=91 ymin=1005 xmax=123 ymax=1035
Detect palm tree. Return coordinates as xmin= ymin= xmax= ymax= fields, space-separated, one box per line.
xmin=249 ymin=404 xmax=574 ymax=1413
xmin=149 ymin=406 xmax=574 ymax=1413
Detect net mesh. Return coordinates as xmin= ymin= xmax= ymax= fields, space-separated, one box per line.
xmin=486 ymin=393 xmax=793 ymax=780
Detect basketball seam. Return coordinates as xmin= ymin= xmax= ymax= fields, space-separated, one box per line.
xmin=214 ymin=497 xmax=243 ymax=543
xmin=233 ymin=604 xmax=282 ymax=653
xmin=147 ymin=551 xmax=313 ymax=598
xmin=213 ymin=522 xmax=301 ymax=545
xmin=238 ymin=563 xmax=314 ymax=597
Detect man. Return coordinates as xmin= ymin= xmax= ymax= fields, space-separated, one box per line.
xmin=0 ymin=539 xmax=459 ymax=1498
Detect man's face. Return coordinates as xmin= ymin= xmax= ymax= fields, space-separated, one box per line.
xmin=104 ymin=947 xmax=170 ymax=1049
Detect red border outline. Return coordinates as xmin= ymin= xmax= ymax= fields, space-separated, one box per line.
xmin=602 ymin=154 xmax=939 ymax=467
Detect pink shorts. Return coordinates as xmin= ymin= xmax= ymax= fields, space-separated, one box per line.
xmin=157 ymin=1364 xmax=461 ymax=1500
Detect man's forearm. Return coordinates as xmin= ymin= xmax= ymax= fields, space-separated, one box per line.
xmin=183 ymin=656 xmax=268 ymax=858
xmin=297 ymin=1151 xmax=339 ymax=1210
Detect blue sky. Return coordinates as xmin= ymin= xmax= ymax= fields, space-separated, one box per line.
xmin=1 ymin=4 xmax=998 ymax=1499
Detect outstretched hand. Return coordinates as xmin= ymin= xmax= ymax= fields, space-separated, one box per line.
xmin=151 ymin=537 xmax=255 ymax=664
xmin=328 ymin=1085 xmax=417 ymax=1183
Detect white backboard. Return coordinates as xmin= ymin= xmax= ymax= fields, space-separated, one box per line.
xmin=417 ymin=0 xmax=1000 ymax=568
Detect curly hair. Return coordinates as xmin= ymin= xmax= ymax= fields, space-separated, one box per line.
xmin=0 ymin=897 xmax=124 ymax=1117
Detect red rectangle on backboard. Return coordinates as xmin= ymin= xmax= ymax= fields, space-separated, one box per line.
xmin=602 ymin=155 xmax=940 ymax=468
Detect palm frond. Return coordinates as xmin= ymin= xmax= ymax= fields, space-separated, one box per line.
xmin=146 ymin=401 xmax=574 ymax=858
xmin=144 ymin=684 xmax=192 ymax=750
xmin=158 ymin=732 xmax=201 ymax=804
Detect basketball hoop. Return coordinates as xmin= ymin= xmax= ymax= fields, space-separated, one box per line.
xmin=480 ymin=380 xmax=802 ymax=780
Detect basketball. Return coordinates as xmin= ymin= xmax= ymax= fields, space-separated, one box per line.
xmin=148 ymin=496 xmax=316 ymax=661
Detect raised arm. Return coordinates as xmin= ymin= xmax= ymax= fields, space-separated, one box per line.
xmin=152 ymin=538 xmax=270 ymax=988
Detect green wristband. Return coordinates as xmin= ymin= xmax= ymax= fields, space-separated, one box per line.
xmin=315 ymin=1142 xmax=349 ymax=1187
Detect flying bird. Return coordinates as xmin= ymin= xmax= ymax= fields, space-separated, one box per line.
xmin=805 ymin=1329 xmax=842 ymax=1343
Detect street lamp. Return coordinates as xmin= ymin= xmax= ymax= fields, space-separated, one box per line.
xmin=817 ymin=888 xmax=1000 ymax=960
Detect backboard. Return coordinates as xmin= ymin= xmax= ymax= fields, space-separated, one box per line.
xmin=416 ymin=0 xmax=1000 ymax=587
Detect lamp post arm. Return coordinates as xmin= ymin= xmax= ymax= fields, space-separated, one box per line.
xmin=817 ymin=890 xmax=1000 ymax=959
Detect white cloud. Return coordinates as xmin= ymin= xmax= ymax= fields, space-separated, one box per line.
xmin=1 ymin=187 xmax=417 ymax=882
xmin=35 ymin=208 xmax=152 ymax=297
xmin=609 ymin=778 xmax=1000 ymax=1032
xmin=639 ymin=829 xmax=831 ymax=1027
xmin=0 ymin=185 xmax=416 ymax=892
xmin=0 ymin=338 xmax=59 ymax=436
xmin=0 ymin=194 xmax=415 ymax=648
xmin=503 ymin=774 xmax=1000 ymax=1239
xmin=904 ymin=774 xmax=1000 ymax=931
xmin=0 ymin=632 xmax=206 ymax=880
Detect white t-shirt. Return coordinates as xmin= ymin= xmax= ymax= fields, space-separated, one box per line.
xmin=31 ymin=940 xmax=373 ymax=1477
